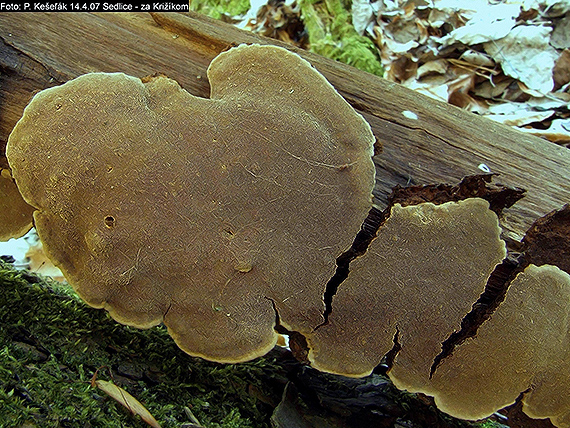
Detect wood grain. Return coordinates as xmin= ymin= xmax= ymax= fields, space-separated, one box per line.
xmin=0 ymin=12 xmax=568 ymax=241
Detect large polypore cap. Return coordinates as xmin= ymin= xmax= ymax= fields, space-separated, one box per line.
xmin=6 ymin=44 xmax=376 ymax=362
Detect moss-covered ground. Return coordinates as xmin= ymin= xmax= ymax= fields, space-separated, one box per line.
xmin=0 ymin=261 xmax=283 ymax=427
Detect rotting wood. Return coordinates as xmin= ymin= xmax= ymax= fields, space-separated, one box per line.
xmin=0 ymin=12 xmax=569 ymax=243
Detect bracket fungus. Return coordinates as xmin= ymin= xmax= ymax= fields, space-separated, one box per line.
xmin=0 ymin=168 xmax=34 ymax=240
xmin=6 ymin=44 xmax=376 ymax=363
xmin=308 ymin=198 xmax=507 ymax=380
xmin=430 ymin=263 xmax=570 ymax=422
xmin=6 ymin=43 xmax=570 ymax=428
xmin=307 ymin=189 xmax=570 ymax=427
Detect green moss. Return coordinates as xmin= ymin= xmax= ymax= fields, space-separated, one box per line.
xmin=0 ymin=262 xmax=281 ymax=427
xmin=190 ymin=0 xmax=251 ymax=20
xmin=191 ymin=0 xmax=383 ymax=76
xmin=299 ymin=0 xmax=383 ymax=76
xmin=475 ymin=422 xmax=509 ymax=428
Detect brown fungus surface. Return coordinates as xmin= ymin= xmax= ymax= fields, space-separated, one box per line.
xmin=0 ymin=168 xmax=34 ymax=241
xmin=309 ymin=194 xmax=570 ymax=427
xmin=431 ymin=264 xmax=570 ymax=424
xmin=9 ymin=41 xmax=570 ymax=427
xmin=308 ymin=198 xmax=507 ymax=379
xmin=6 ymin=44 xmax=376 ymax=363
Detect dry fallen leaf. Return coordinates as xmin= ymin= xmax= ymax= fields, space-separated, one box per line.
xmin=485 ymin=101 xmax=555 ymax=126
xmin=485 ymin=25 xmax=559 ymax=94
xmin=352 ymin=0 xmax=375 ymax=36
xmin=440 ymin=2 xmax=520 ymax=46
xmin=199 ymin=0 xmax=570 ymax=143
xmin=554 ymin=48 xmax=570 ymax=89
xmin=551 ymin=11 xmax=570 ymax=49
xmin=519 ymin=118 xmax=570 ymax=143
xmin=94 ymin=379 xmax=161 ymax=428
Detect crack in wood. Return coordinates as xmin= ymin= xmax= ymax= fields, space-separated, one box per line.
xmin=316 ymin=206 xmax=385 ymax=329
xmin=0 ymin=37 xmax=68 ymax=85
xmin=429 ymin=253 xmax=524 ymax=378
xmin=316 ymin=174 xmax=527 ymax=379
xmin=430 ymin=204 xmax=570 ymax=378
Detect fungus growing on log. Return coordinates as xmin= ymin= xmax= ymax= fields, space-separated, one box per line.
xmin=308 ymin=198 xmax=507 ymax=380
xmin=6 ymin=44 xmax=376 ymax=363
xmin=430 ymin=263 xmax=570 ymax=422
xmin=0 ymin=168 xmax=34 ymax=240
xmin=308 ymin=191 xmax=570 ymax=427
xmin=7 ymin=43 xmax=570 ymax=428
